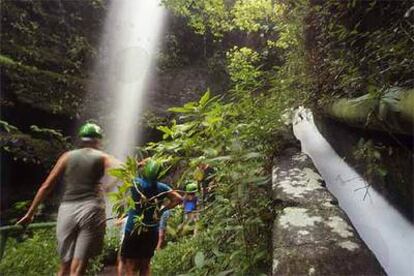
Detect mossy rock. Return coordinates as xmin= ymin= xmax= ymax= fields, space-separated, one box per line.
xmin=1 ymin=126 xmax=69 ymax=168
xmin=1 ymin=54 xmax=87 ymax=118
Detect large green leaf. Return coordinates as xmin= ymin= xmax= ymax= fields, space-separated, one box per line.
xmin=199 ymin=90 xmax=211 ymax=107
xmin=194 ymin=251 xmax=205 ymax=269
xmin=157 ymin=126 xmax=173 ymax=139
xmin=168 ymin=106 xmax=194 ymax=113
xmin=217 ymin=270 xmax=234 ymax=276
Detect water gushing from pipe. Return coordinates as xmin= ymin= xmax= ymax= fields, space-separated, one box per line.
xmin=293 ymin=108 xmax=414 ymax=276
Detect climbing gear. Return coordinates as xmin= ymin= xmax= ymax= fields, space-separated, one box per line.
xmin=185 ymin=182 xmax=198 ymax=193
xmin=78 ymin=122 xmax=103 ymax=139
xmin=142 ymin=159 xmax=161 ymax=182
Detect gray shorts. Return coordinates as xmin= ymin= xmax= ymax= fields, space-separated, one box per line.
xmin=57 ymin=199 xmax=106 ymax=262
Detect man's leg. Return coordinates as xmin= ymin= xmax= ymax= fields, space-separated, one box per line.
xmin=58 ymin=260 xmax=71 ymax=276
xmin=156 ymin=230 xmax=165 ymax=251
xmin=56 ymin=203 xmax=77 ymax=274
xmin=72 ymin=201 xmax=105 ymax=275
xmin=138 ymin=258 xmax=151 ymax=276
xmin=125 ymin=258 xmax=138 ymax=276
xmin=117 ymin=255 xmax=125 ymax=276
xmin=70 ymin=258 xmax=89 ymax=276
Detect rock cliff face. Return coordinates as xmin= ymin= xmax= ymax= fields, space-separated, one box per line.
xmin=272 ymin=146 xmax=384 ymax=275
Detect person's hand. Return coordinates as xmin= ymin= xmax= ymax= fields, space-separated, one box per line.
xmin=16 ymin=213 xmax=33 ymax=226
xmin=136 ymin=157 xmax=149 ymax=167
xmin=114 ymin=217 xmax=125 ymax=227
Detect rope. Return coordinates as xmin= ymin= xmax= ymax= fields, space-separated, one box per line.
xmin=0 ymin=222 xmax=56 ymax=233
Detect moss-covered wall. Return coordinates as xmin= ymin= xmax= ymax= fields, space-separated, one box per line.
xmin=1 ymin=0 xmax=107 ymax=128
xmin=1 ymin=1 xmax=106 ymax=213
xmin=1 ymin=0 xmax=106 ymax=78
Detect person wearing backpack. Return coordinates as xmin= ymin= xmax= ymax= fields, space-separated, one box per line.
xmin=120 ymin=159 xmax=182 ymax=276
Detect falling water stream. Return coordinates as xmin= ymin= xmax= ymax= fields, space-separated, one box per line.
xmin=89 ymin=0 xmax=166 ymax=221
xmin=293 ymin=108 xmax=414 ymax=276
xmin=93 ymin=0 xmax=166 ymax=159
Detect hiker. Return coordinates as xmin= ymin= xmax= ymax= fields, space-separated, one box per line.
xmin=175 ymin=182 xmax=199 ymax=237
xmin=17 ymin=122 xmax=117 ymax=276
xmin=183 ymin=182 xmax=198 ymax=222
xmin=194 ymin=163 xmax=215 ymax=204
xmin=120 ymin=159 xmax=182 ymax=276
xmin=117 ymin=158 xmax=150 ymax=276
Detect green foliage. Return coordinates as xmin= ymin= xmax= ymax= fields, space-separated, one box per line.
xmin=0 ymin=227 xmax=120 ymax=276
xmin=163 ymin=206 xmax=195 ymax=242
xmin=161 ymin=0 xmax=288 ymax=39
xmin=226 ymin=47 xmax=262 ymax=89
xmin=156 ymin=33 xmax=183 ymax=69
xmin=0 ymin=229 xmax=59 ymax=275
xmin=30 ymin=125 xmax=69 ymax=144
xmin=162 ymin=0 xmax=232 ymax=37
xmin=353 ymin=138 xmax=388 ymax=181
xmin=1 ymin=54 xmax=85 ymax=117
xmin=108 ymin=157 xmax=138 ymax=216
xmin=1 ymin=125 xmax=71 ymax=167
xmin=1 ymin=1 xmax=106 ymax=77
xmin=0 ymin=200 xmax=43 ymax=225
xmin=152 ymin=236 xmax=196 ymax=274
xmin=0 ymin=120 xmax=18 ymax=133
xmin=232 ymin=0 xmax=274 ymax=32
xmin=111 ymin=83 xmax=286 ymax=273
xmin=306 ymin=0 xmax=414 ymax=101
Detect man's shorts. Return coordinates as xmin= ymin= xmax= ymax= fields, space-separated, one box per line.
xmin=120 ymin=228 xmax=158 ymax=259
xmin=56 ymin=198 xmax=106 ymax=262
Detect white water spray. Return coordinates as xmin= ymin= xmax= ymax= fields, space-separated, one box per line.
xmin=293 ymin=108 xmax=414 ymax=276
xmin=89 ymin=0 xmax=166 ymax=222
xmin=94 ymin=0 xmax=166 ymax=159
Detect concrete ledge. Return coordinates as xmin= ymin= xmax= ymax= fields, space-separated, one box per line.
xmin=272 ymin=147 xmax=384 ymax=275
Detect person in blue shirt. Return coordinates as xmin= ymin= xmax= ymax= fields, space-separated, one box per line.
xmin=183 ymin=182 xmax=199 ymax=222
xmin=120 ymin=159 xmax=182 ymax=276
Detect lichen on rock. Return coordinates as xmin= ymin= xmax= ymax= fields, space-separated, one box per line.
xmin=272 ymin=146 xmax=384 ymax=275
xmin=279 ymin=207 xmax=322 ymax=229
xmin=339 ymin=241 xmax=360 ymax=251
xmin=326 ymin=216 xmax=354 ymax=238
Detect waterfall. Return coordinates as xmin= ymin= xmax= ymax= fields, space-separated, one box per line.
xmin=88 ymin=0 xmax=166 ymax=222
xmin=292 ymin=108 xmax=414 ymax=276
xmin=92 ymin=0 xmax=166 ymax=159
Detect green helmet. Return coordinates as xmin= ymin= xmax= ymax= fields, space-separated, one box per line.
xmin=78 ymin=122 xmax=103 ymax=139
xmin=185 ymin=182 xmax=198 ymax=193
xmin=142 ymin=159 xmax=161 ymax=182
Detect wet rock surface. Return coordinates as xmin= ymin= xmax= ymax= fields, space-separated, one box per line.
xmin=272 ymin=147 xmax=384 ymax=275
xmin=147 ymin=64 xmax=226 ymax=115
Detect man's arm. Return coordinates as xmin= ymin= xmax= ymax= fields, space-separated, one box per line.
xmin=163 ymin=190 xmax=183 ymax=210
xmin=102 ymin=154 xmax=122 ymax=192
xmin=103 ymin=154 xmax=122 ymax=170
xmin=17 ymin=152 xmax=69 ymax=225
